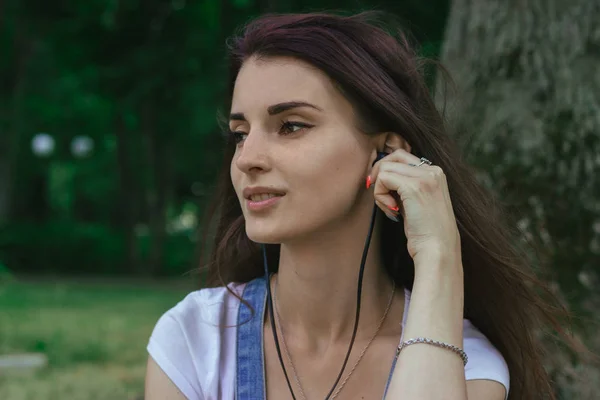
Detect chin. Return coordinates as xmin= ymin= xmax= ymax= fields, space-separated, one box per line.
xmin=244 ymin=219 xmax=298 ymax=244
xmin=245 ymin=229 xmax=284 ymax=244
xmin=245 ymin=222 xmax=281 ymax=244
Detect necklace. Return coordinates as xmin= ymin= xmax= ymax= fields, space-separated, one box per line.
xmin=272 ymin=277 xmax=396 ymax=400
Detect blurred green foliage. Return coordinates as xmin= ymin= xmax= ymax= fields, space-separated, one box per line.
xmin=0 ymin=260 xmax=14 ymax=284
xmin=0 ymin=0 xmax=449 ymax=278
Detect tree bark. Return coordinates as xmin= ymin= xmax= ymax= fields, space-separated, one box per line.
xmin=440 ymin=0 xmax=600 ymax=397
xmin=440 ymin=0 xmax=600 ymax=277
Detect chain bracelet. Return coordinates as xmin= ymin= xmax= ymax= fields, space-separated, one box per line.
xmin=396 ymin=337 xmax=468 ymax=366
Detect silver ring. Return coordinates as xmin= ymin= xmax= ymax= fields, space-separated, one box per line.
xmin=416 ymin=157 xmax=433 ymax=167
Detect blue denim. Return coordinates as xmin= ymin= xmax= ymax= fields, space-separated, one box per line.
xmin=236 ymin=277 xmax=268 ymax=400
xmin=236 ymin=277 xmax=398 ymax=399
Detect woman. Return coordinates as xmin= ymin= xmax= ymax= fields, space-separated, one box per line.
xmin=145 ymin=11 xmax=574 ymax=400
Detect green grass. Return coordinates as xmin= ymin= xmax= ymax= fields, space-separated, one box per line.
xmin=0 ymin=278 xmax=193 ymax=400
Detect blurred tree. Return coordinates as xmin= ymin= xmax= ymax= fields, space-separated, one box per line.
xmin=441 ymin=0 xmax=600 ymax=297
xmin=441 ymin=1 xmax=600 ymax=397
xmin=0 ymin=0 xmax=35 ymax=223
xmin=1 ymin=0 xmax=450 ymax=277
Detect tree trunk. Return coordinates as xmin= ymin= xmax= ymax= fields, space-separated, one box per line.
xmin=141 ymin=97 xmax=171 ymax=277
xmin=114 ymin=111 xmax=140 ymax=274
xmin=0 ymin=14 xmax=33 ymax=224
xmin=0 ymin=153 xmax=11 ymax=223
xmin=440 ymin=0 xmax=600 ymax=397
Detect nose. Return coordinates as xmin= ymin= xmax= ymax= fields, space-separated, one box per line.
xmin=234 ymin=129 xmax=271 ymax=175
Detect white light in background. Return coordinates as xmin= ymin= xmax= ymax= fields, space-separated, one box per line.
xmin=70 ymin=136 xmax=94 ymax=158
xmin=31 ymin=133 xmax=55 ymax=157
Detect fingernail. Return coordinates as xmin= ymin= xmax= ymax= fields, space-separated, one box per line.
xmin=386 ymin=214 xmax=400 ymax=222
xmin=366 ymin=175 xmax=372 ymax=189
xmin=387 ymin=205 xmax=399 ymax=212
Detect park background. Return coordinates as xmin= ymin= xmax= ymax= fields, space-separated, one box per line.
xmin=1 ymin=0 xmax=599 ymax=399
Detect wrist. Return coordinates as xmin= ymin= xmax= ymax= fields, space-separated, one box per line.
xmin=414 ymin=251 xmax=463 ymax=276
xmin=412 ymin=253 xmax=464 ymax=305
xmin=408 ymin=255 xmax=465 ymax=332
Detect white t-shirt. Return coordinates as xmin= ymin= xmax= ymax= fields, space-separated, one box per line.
xmin=147 ymin=282 xmax=510 ymax=399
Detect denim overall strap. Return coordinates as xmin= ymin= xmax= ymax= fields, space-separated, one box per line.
xmin=235 ymin=276 xmax=401 ymax=400
xmin=236 ymin=277 xmax=267 ymax=400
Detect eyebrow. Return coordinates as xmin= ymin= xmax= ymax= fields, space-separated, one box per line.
xmin=229 ymin=101 xmax=322 ymax=121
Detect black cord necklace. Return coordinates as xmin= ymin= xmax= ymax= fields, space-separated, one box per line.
xmin=262 ymin=152 xmax=387 ymax=400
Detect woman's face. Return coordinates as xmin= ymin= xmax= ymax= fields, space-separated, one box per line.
xmin=229 ymin=56 xmax=375 ymax=244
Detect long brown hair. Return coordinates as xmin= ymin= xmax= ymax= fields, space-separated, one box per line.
xmin=201 ymin=11 xmax=581 ymax=399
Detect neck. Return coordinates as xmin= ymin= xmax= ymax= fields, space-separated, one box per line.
xmin=273 ymin=212 xmax=402 ymax=350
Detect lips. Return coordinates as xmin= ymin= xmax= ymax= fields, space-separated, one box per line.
xmin=243 ymin=186 xmax=286 ymax=200
xmin=248 ymin=193 xmax=283 ymax=202
xmin=242 ymin=186 xmax=286 ymax=212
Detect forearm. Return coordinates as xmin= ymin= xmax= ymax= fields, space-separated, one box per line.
xmin=385 ymin=254 xmax=467 ymax=400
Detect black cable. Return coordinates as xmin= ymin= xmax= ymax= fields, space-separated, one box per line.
xmin=323 ymin=203 xmax=378 ymax=399
xmin=262 ymin=204 xmax=380 ymax=399
xmin=263 ymin=152 xmax=387 ymax=399
xmin=263 ymin=244 xmax=297 ymax=399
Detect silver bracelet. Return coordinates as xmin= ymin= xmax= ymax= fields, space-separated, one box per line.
xmin=396 ymin=337 xmax=468 ymax=366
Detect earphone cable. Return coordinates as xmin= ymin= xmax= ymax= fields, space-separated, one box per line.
xmin=263 ymin=244 xmax=298 ymax=399
xmin=263 ymin=203 xmax=379 ymax=400
xmin=263 ymin=151 xmax=387 ymax=399
xmin=323 ymin=203 xmax=378 ymax=399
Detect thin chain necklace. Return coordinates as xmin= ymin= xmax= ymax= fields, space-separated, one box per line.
xmin=272 ymin=277 xmax=396 ymax=400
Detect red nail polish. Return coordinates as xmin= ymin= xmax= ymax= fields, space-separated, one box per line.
xmin=388 ymin=205 xmax=399 ymax=212
xmin=366 ymin=176 xmax=372 ymax=189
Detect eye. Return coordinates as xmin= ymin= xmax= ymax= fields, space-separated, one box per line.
xmin=279 ymin=121 xmax=313 ymax=135
xmin=227 ymin=130 xmax=247 ymax=144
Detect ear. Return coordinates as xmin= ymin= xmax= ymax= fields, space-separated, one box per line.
xmin=379 ymin=132 xmax=412 ymax=154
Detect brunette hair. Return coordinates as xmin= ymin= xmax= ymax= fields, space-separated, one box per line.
xmin=201 ymin=11 xmax=582 ymax=400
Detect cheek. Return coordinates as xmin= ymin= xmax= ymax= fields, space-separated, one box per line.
xmin=290 ymin=151 xmax=366 ymax=215
xmin=230 ymin=163 xmax=243 ymax=200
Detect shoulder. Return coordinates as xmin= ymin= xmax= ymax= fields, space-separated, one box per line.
xmin=146 ymin=282 xmax=246 ymax=400
xmin=463 ymin=319 xmax=510 ymax=396
xmin=149 ymin=282 xmax=245 ymax=347
xmin=162 ymin=282 xmax=246 ymax=324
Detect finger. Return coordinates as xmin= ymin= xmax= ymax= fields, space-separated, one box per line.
xmin=371 ymin=162 xmax=447 ymax=201
xmin=373 ymin=182 xmax=398 ymax=211
xmin=376 ymin=198 xmax=405 ymax=220
xmin=373 ymin=170 xmax=421 ymax=211
xmin=375 ymin=198 xmax=402 ymax=218
xmin=370 ymin=148 xmax=423 ymax=181
xmin=375 ymin=160 xmax=432 ymax=181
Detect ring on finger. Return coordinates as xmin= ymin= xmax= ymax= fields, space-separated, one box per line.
xmin=409 ymin=157 xmax=433 ymax=167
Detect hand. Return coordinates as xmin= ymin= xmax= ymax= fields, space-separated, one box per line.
xmin=368 ymin=149 xmax=461 ymax=266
